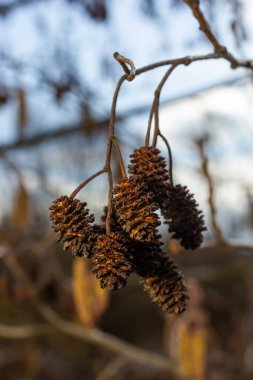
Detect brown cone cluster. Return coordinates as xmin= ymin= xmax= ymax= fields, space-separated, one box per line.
xmin=128 ymin=146 xmax=205 ymax=250
xmin=128 ymin=146 xmax=170 ymax=204
xmin=49 ymin=196 xmax=97 ymax=258
xmin=163 ymin=184 xmax=206 ymax=250
xmin=113 ymin=178 xmax=160 ymax=242
xmin=49 ymin=142 xmax=206 ymax=315
xmin=91 ymin=233 xmax=133 ymax=290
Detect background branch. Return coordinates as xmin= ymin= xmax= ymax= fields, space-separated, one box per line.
xmin=0 ymin=323 xmax=52 ymax=339
xmin=196 ymin=139 xmax=226 ymax=244
xmin=3 ymin=254 xmax=178 ymax=376
xmin=0 ymin=75 xmax=248 ymax=152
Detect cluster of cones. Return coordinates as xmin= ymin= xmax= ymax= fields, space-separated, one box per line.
xmin=49 ymin=146 xmax=206 ymax=314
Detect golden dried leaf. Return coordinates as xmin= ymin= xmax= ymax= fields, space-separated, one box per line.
xmin=165 ymin=279 xmax=208 ymax=380
xmin=12 ymin=182 xmax=29 ymax=231
xmin=72 ymin=257 xmax=109 ymax=328
xmin=178 ymin=322 xmax=207 ymax=380
xmin=17 ymin=88 xmax=28 ymax=137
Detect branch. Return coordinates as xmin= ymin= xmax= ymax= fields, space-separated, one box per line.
xmin=105 ymin=74 xmax=127 ymax=179
xmin=95 ymin=357 xmax=127 ymax=380
xmin=182 ymin=0 xmax=225 ymax=53
xmin=158 ymin=130 xmax=174 ymax=187
xmin=182 ymin=0 xmax=253 ymax=69
xmin=144 ymin=64 xmax=178 ymax=148
xmin=70 ymin=169 xmax=106 ymax=199
xmin=3 ymin=254 xmax=178 ymax=376
xmin=176 ymin=241 xmax=253 ymax=277
xmin=151 ymin=64 xmax=178 ymax=147
xmin=67 ymin=70 xmax=128 ymax=215
xmin=136 ymin=54 xmax=253 ymax=75
xmin=113 ymin=52 xmax=136 ymax=82
xmin=104 ymin=73 xmax=127 ymax=234
xmin=0 ymin=323 xmax=52 ymax=339
xmin=196 ymin=139 xmax=226 ymax=244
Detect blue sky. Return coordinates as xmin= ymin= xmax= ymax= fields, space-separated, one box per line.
xmin=0 ymin=0 xmax=253 ymax=242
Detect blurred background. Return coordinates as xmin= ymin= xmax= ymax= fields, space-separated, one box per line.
xmin=0 ymin=0 xmax=253 ymax=379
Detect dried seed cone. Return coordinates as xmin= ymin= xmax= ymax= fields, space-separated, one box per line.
xmin=128 ymin=240 xmax=163 ymax=278
xmin=128 ymin=146 xmax=170 ymax=204
xmin=49 ymin=195 xmax=97 ymax=258
xmin=113 ymin=178 xmax=160 ymax=242
xmin=91 ymin=233 xmax=133 ymax=291
xmin=164 ymin=185 xmax=206 ymax=250
xmin=141 ymin=255 xmax=189 ymax=314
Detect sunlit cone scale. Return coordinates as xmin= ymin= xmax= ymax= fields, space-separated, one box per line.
xmin=49 ymin=195 xmax=98 ymax=258
xmin=113 ymin=178 xmax=160 ymax=242
xmin=91 ymin=232 xmax=133 ymax=291
xmin=128 ymin=146 xmax=170 ymax=205
xmin=141 ymin=254 xmax=189 ymax=314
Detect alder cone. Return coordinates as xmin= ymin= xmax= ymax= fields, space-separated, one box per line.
xmin=128 ymin=240 xmax=164 ymax=278
xmin=91 ymin=233 xmax=133 ymax=291
xmin=113 ymin=178 xmax=160 ymax=242
xmin=128 ymin=146 xmax=170 ymax=205
xmin=141 ymin=254 xmax=189 ymax=314
xmin=49 ymin=195 xmax=98 ymax=258
xmin=164 ymin=185 xmax=206 ymax=250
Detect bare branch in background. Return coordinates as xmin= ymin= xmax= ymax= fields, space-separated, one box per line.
xmin=3 ymin=254 xmax=178 ymax=376
xmin=0 ymin=323 xmax=52 ymax=339
xmin=0 ymin=0 xmax=47 ymax=17
xmin=0 ymin=75 xmax=248 ymax=152
xmin=95 ymin=357 xmax=128 ymax=380
xmin=196 ymin=138 xmax=226 ymax=244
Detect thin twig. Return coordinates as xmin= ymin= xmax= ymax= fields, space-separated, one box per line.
xmin=196 ymin=139 xmax=226 ymax=244
xmin=151 ymin=64 xmax=179 ymax=147
xmin=105 ymin=167 xmax=113 ymax=235
xmin=158 ymin=131 xmax=174 ymax=187
xmin=105 ymin=75 xmax=127 ymax=165
xmin=183 ymin=0 xmax=225 ymax=53
xmin=182 ymin=0 xmax=253 ymax=69
xmin=136 ymin=53 xmax=253 ymax=76
xmin=105 ymin=74 xmax=127 ymax=234
xmin=70 ymin=169 xmax=106 ymax=199
xmin=112 ymin=137 xmax=127 ymax=179
xmin=113 ymin=52 xmax=136 ymax=81
xmin=145 ymin=99 xmax=156 ymax=147
xmin=69 ymin=73 xmax=128 ymax=230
